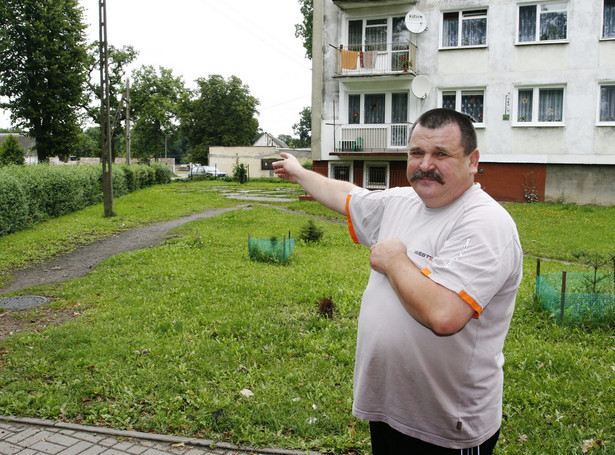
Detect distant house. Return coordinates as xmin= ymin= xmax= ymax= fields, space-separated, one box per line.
xmin=209 ymin=133 xmax=311 ymax=178
xmin=0 ymin=133 xmax=37 ymax=164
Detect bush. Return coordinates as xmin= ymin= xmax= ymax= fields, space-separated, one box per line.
xmin=0 ymin=169 xmax=29 ymax=236
xmin=0 ymin=135 xmax=25 ymax=166
xmin=151 ymin=162 xmax=171 ymax=184
xmin=299 ymin=219 xmax=324 ymax=243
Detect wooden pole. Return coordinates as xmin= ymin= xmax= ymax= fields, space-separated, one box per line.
xmin=99 ymin=0 xmax=114 ymax=217
xmin=560 ymin=271 xmax=567 ymax=323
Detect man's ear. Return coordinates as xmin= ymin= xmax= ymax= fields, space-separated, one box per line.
xmin=469 ymin=149 xmax=479 ymax=175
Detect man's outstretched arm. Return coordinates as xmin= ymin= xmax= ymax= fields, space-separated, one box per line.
xmin=273 ymin=153 xmax=357 ymax=215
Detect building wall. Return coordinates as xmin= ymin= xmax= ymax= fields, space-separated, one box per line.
xmin=209 ymin=146 xmax=312 ymax=179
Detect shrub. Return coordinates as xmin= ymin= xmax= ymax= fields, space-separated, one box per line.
xmin=0 ymin=135 xmax=25 ymax=166
xmin=299 ymin=219 xmax=324 ymax=243
xmin=151 ymin=162 xmax=171 ymax=184
xmin=0 ymin=169 xmax=29 ymax=236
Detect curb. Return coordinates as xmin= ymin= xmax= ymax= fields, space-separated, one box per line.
xmin=0 ymin=415 xmax=320 ymax=455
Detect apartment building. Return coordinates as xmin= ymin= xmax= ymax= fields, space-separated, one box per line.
xmin=311 ymin=0 xmax=615 ymax=204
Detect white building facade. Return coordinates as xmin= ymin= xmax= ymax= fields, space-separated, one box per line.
xmin=312 ymin=0 xmax=615 ymax=204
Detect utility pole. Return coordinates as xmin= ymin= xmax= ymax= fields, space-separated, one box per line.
xmin=99 ymin=0 xmax=114 ymax=217
xmin=125 ymin=78 xmax=131 ymax=164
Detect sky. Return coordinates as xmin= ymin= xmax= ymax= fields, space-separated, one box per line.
xmin=1 ymin=0 xmax=313 ymax=138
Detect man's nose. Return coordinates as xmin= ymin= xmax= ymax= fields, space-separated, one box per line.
xmin=419 ymin=154 xmax=435 ymax=170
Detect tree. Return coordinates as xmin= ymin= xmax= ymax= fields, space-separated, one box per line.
xmin=0 ymin=0 xmax=89 ymax=161
xmin=295 ymin=0 xmax=313 ymax=60
xmin=130 ymin=66 xmax=186 ymax=161
xmin=180 ymin=75 xmax=259 ymax=164
xmin=292 ymin=106 xmax=311 ymax=148
xmin=0 ymin=135 xmax=25 ymax=166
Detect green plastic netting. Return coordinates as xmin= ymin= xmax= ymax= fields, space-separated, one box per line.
xmin=536 ymin=272 xmax=615 ymax=323
xmin=248 ymin=237 xmax=295 ymax=263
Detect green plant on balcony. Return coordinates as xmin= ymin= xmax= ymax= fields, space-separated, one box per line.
xmin=399 ymin=56 xmax=412 ymax=72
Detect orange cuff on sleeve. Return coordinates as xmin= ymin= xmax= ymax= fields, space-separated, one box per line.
xmin=459 ymin=290 xmax=482 ymax=318
xmin=346 ymin=194 xmax=359 ymax=244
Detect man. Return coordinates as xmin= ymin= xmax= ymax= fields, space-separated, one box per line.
xmin=273 ymin=108 xmax=523 ymax=454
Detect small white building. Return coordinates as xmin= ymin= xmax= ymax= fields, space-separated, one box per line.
xmin=209 ymin=133 xmax=311 ymax=178
xmin=312 ymin=0 xmax=615 ymax=204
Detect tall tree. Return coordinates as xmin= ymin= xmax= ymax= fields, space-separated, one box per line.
xmin=295 ymin=0 xmax=313 ymax=60
xmin=292 ymin=106 xmax=312 ymax=148
xmin=0 ymin=0 xmax=89 ymax=161
xmin=180 ymin=75 xmax=259 ymax=164
xmin=130 ymin=66 xmax=185 ymax=161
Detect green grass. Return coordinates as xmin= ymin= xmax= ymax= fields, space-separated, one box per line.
xmin=1 ymin=183 xmax=614 ymax=454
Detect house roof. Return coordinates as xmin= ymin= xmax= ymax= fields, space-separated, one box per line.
xmin=0 ymin=133 xmax=36 ymax=156
xmin=252 ymin=133 xmax=290 ymax=149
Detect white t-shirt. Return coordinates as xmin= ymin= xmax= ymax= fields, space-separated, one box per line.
xmin=347 ymin=183 xmax=523 ymax=449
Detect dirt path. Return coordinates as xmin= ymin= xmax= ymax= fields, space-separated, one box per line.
xmin=0 ymin=207 xmax=243 ymax=340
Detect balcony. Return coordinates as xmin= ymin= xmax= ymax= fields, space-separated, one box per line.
xmin=334 ymin=42 xmax=417 ymax=77
xmin=333 ymin=123 xmax=410 ymax=154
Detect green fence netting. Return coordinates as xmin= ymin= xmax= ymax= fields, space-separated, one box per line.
xmin=248 ymin=236 xmax=295 ymax=264
xmin=536 ymin=272 xmax=615 ymax=323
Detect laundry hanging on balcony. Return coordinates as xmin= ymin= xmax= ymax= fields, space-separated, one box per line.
xmin=340 ymin=49 xmax=359 ymax=70
xmin=360 ymin=51 xmax=376 ymax=69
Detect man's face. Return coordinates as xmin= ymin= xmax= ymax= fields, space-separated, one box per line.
xmin=406 ymin=123 xmax=479 ymax=209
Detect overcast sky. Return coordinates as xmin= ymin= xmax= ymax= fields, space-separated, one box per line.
xmin=1 ymin=0 xmax=313 ymax=138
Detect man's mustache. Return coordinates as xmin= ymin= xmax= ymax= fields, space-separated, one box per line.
xmin=410 ymin=170 xmax=444 ymax=185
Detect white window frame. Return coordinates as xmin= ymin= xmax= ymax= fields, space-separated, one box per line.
xmin=364 ymin=161 xmax=390 ymax=190
xmin=440 ymin=9 xmax=488 ymax=49
xmin=516 ymin=2 xmax=569 ymax=45
xmin=603 ymin=0 xmax=615 ymax=39
xmin=512 ymin=85 xmax=566 ymax=127
xmin=597 ymin=83 xmax=615 ymax=125
xmin=345 ymin=92 xmax=409 ymax=125
xmin=329 ymin=161 xmax=354 ymax=183
xmin=438 ymin=88 xmax=486 ymax=126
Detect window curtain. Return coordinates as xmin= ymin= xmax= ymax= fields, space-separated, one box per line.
xmin=391 ymin=93 xmax=408 ymax=146
xmin=442 ymin=93 xmax=457 ymax=110
xmin=519 ymin=5 xmax=537 ymax=42
xmin=461 ymin=93 xmax=484 ymax=123
xmin=442 ymin=12 xmax=459 ymax=47
xmin=600 ymin=86 xmax=615 ymax=121
xmin=365 ymin=19 xmax=387 ymax=51
xmin=348 ymin=95 xmax=361 ymax=124
xmin=348 ymin=20 xmax=363 ymax=52
xmin=540 ymin=8 xmax=567 ymax=40
xmin=518 ymin=89 xmax=533 ymax=122
xmin=538 ymin=88 xmax=563 ymax=122
xmin=605 ymin=0 xmax=615 ymax=38
xmin=462 ymin=16 xmax=487 ymax=45
xmin=365 ymin=94 xmax=385 ymax=124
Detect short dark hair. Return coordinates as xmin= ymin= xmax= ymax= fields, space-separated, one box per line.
xmin=409 ymin=108 xmax=477 ymax=156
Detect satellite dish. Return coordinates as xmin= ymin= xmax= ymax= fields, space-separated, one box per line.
xmin=405 ymin=9 xmax=427 ymax=34
xmin=411 ymin=75 xmax=431 ymax=99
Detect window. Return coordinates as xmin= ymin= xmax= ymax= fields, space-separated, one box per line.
xmin=441 ymin=89 xmax=485 ymax=123
xmin=515 ymin=87 xmax=564 ymax=124
xmin=365 ymin=162 xmax=389 ymax=189
xmin=391 ymin=93 xmax=408 ymax=145
xmin=442 ymin=9 xmax=488 ymax=48
xmin=348 ymin=16 xmax=409 ymax=52
xmin=261 ymin=159 xmax=277 ymax=170
xmin=365 ymin=94 xmax=386 ymax=124
xmin=599 ymin=85 xmax=615 ymax=122
xmin=330 ymin=162 xmax=352 ymax=182
xmin=348 ymin=94 xmax=361 ymax=124
xmin=347 ymin=93 xmax=408 ymax=126
xmin=518 ymin=3 xmax=567 ymax=43
xmin=604 ymin=0 xmax=615 ymax=38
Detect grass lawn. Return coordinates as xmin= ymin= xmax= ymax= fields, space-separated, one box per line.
xmin=0 ymin=180 xmax=614 ymax=454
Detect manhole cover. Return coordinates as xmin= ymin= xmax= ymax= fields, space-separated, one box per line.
xmin=0 ymin=295 xmax=50 ymax=310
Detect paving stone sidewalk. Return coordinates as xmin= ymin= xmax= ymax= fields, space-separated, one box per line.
xmin=0 ymin=416 xmax=317 ymax=455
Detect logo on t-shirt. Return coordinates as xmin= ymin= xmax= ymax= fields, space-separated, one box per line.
xmin=413 ymin=250 xmax=433 ymax=260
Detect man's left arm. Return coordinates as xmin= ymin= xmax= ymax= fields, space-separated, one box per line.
xmin=369 ymin=238 xmax=475 ymax=336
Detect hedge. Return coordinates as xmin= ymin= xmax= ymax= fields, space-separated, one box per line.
xmin=0 ymin=162 xmax=172 ymax=237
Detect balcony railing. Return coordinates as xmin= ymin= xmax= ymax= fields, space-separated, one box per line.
xmin=333 ymin=123 xmax=410 ymax=153
xmin=335 ymin=42 xmax=417 ymax=76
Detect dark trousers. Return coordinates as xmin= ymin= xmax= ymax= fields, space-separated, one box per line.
xmin=369 ymin=421 xmax=500 ymax=455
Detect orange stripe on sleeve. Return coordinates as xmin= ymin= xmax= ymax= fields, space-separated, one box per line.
xmin=459 ymin=290 xmax=482 ymax=318
xmin=421 ymin=268 xmax=431 ymax=276
xmin=346 ymin=194 xmax=359 ymax=244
